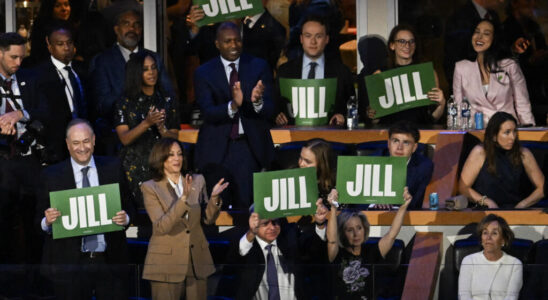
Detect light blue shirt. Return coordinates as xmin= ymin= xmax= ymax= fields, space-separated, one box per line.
xmin=301 ymin=54 xmax=325 ymax=80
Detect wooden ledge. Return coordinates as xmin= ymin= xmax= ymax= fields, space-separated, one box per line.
xmin=215 ymin=210 xmax=548 ymax=226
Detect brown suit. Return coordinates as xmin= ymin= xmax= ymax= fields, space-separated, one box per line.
xmin=141 ymin=174 xmax=221 ymax=299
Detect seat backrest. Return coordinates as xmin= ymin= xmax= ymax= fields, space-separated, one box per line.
xmin=365 ymin=237 xmax=405 ymax=273
xmin=357 ymin=35 xmax=388 ymax=76
xmin=533 ymin=239 xmax=548 ymax=264
xmin=453 ymin=238 xmax=481 ymax=273
xmin=507 ymin=238 xmax=534 ymax=264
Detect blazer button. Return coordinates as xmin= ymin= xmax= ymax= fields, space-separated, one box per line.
xmin=186 ymin=230 xmax=190 ymax=234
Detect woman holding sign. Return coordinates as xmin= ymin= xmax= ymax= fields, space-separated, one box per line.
xmin=298 ymin=138 xmax=337 ymax=199
xmin=141 ymin=138 xmax=229 ymax=300
xmin=453 ymin=19 xmax=535 ymax=126
xmin=366 ymin=24 xmax=446 ymax=125
xmin=459 ymin=112 xmax=544 ymax=208
xmin=319 ymin=188 xmax=412 ymax=299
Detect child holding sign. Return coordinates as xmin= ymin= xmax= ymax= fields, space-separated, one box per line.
xmin=320 ymin=188 xmax=412 ymax=299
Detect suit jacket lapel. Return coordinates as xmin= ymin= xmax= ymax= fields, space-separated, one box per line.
xmin=212 ymin=57 xmax=231 ymax=98
xmin=61 ymin=159 xmax=78 ymax=190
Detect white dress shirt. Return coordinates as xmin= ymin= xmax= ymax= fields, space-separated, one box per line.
xmin=167 ymin=175 xmax=188 ymax=219
xmin=117 ymin=43 xmax=139 ymax=62
xmin=50 ymin=56 xmax=78 ymax=113
xmin=239 ymin=235 xmax=297 ymax=300
xmin=301 ymin=54 xmax=325 ymax=80
xmin=221 ymin=56 xmax=263 ymax=135
xmin=0 ymin=74 xmax=30 ymax=139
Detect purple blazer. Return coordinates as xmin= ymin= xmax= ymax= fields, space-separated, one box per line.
xmin=453 ymin=58 xmax=535 ymax=125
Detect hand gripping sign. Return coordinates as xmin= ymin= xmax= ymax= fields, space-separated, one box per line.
xmin=193 ymin=0 xmax=264 ymax=27
xmin=254 ymin=167 xmax=318 ymax=219
xmin=49 ymin=183 xmax=123 ymax=239
xmin=366 ymin=62 xmax=437 ymax=118
xmin=336 ymin=156 xmax=407 ymax=205
xmin=279 ymin=78 xmax=337 ymax=126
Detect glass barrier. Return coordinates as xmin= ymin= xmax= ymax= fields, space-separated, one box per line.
xmin=0 ymin=262 xmax=545 ymax=298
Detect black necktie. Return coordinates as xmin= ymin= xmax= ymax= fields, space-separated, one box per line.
xmin=265 ymin=244 xmax=280 ymax=300
xmin=2 ymin=78 xmax=17 ymax=157
xmin=307 ymin=62 xmax=318 ymax=79
xmin=64 ymin=66 xmax=83 ymax=118
xmin=229 ymin=63 xmax=240 ymax=139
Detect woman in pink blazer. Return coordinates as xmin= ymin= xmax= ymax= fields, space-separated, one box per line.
xmin=141 ymin=138 xmax=229 ymax=300
xmin=453 ymin=19 xmax=535 ymax=126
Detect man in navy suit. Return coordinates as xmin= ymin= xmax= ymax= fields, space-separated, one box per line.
xmin=194 ymin=22 xmax=275 ymax=209
xmin=0 ymin=32 xmax=47 ymax=263
xmin=374 ymin=121 xmax=433 ymax=210
xmin=35 ymin=25 xmax=88 ymax=164
xmin=274 ymin=14 xmax=354 ymax=126
xmin=89 ymin=9 xmax=174 ymax=155
xmin=37 ymin=119 xmax=131 ymax=299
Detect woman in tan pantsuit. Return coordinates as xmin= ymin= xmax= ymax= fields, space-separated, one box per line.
xmin=141 ymin=138 xmax=229 ymax=300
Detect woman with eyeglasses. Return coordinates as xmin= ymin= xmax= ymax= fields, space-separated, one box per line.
xmin=453 ymin=19 xmax=535 ymax=126
xmin=366 ymin=24 xmax=446 ymax=126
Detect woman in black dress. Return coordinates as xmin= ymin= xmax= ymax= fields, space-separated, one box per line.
xmin=114 ymin=52 xmax=179 ymax=208
xmin=459 ymin=111 xmax=544 ymax=208
xmin=365 ymin=24 xmax=446 ymax=126
xmin=320 ymin=188 xmax=411 ymax=299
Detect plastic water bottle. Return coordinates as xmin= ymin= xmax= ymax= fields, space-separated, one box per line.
xmin=346 ymin=96 xmax=358 ymax=130
xmin=447 ymin=95 xmax=458 ymax=130
xmin=460 ymin=98 xmax=471 ymax=130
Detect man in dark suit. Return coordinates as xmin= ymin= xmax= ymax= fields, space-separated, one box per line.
xmin=374 ymin=121 xmax=433 ymax=210
xmin=274 ymin=14 xmax=354 ymax=127
xmin=444 ymin=0 xmax=503 ymax=88
xmin=242 ymin=0 xmax=286 ymax=71
xmin=35 ymin=25 xmax=88 ymax=164
xmin=194 ymin=22 xmax=275 ymax=209
xmin=89 ymin=8 xmax=174 ymax=155
xmin=227 ymin=210 xmax=327 ymax=299
xmin=0 ymin=32 xmax=47 ymax=263
xmin=37 ymin=118 xmax=131 ymax=299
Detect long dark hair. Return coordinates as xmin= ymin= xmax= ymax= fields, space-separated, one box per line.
xmin=387 ymin=24 xmax=419 ymax=68
xmin=124 ymin=51 xmax=164 ymax=101
xmin=467 ymin=19 xmax=514 ymax=76
xmin=303 ymin=138 xmax=336 ymax=194
xmin=148 ymin=138 xmax=187 ymax=181
xmin=36 ymin=0 xmax=72 ymax=22
xmin=484 ymin=112 xmax=522 ymax=175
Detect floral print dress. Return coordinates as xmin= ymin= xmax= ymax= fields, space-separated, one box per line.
xmin=332 ymin=244 xmax=385 ymax=300
xmin=114 ymin=91 xmax=178 ymax=208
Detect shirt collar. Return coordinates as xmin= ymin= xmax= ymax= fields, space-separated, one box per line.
xmin=245 ymin=12 xmax=264 ymax=28
xmin=51 ymin=56 xmax=72 ymax=71
xmin=303 ymin=53 xmax=325 ymax=69
xmin=472 ymin=0 xmax=489 ymax=18
xmin=256 ymin=236 xmax=278 ymax=250
xmin=167 ymin=174 xmax=183 ymax=189
xmin=117 ymin=43 xmax=139 ymax=62
xmin=0 ymin=73 xmax=16 ymax=82
xmin=220 ymin=56 xmax=240 ymax=70
xmin=70 ymin=156 xmax=96 ymax=172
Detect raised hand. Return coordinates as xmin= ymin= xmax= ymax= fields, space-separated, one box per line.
xmin=251 ymin=80 xmax=264 ymax=103
xmin=211 ymin=178 xmax=229 ymax=197
xmin=231 ymin=81 xmax=243 ymax=109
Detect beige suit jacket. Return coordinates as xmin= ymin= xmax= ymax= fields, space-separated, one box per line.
xmin=141 ymin=174 xmax=221 ymax=282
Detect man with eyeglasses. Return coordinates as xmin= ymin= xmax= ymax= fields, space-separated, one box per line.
xmin=89 ymin=9 xmax=175 ymax=156
xmin=227 ymin=209 xmax=327 ymax=299
xmin=373 ymin=121 xmax=433 ymax=210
